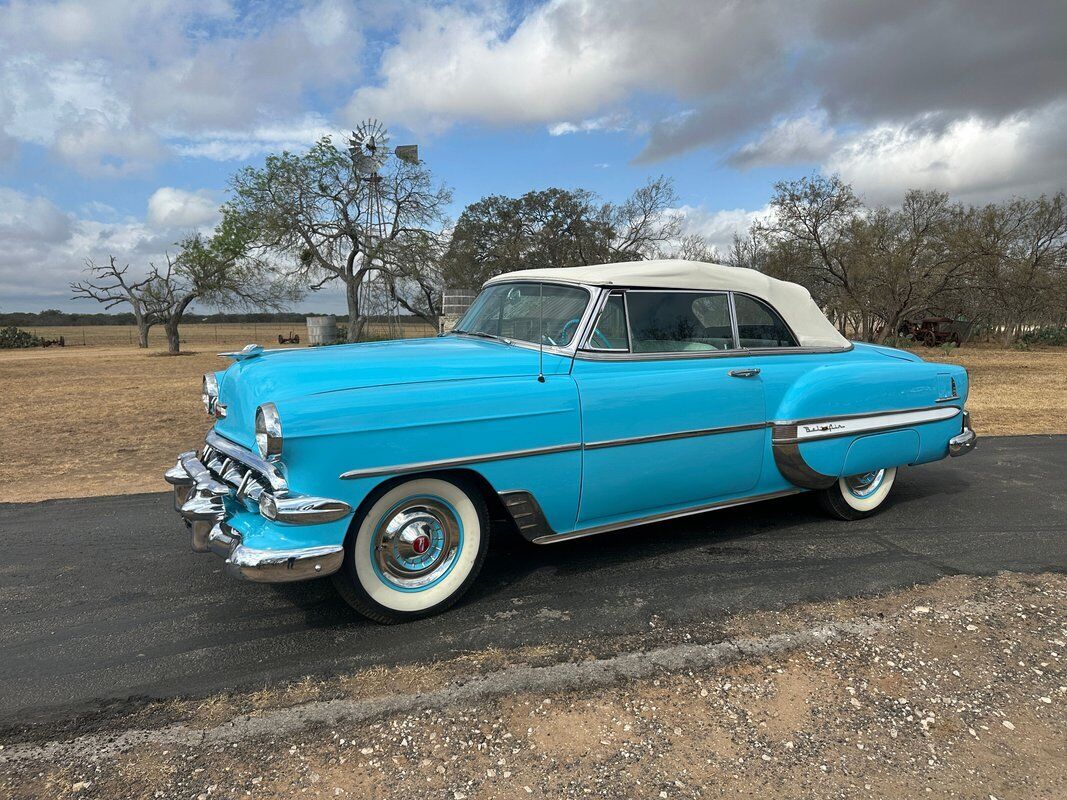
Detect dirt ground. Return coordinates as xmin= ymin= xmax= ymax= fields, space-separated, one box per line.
xmin=0 ymin=342 xmax=1063 ymax=503
xmin=3 ymin=572 xmax=1063 ymax=799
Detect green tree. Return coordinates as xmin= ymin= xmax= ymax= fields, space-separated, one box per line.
xmin=226 ymin=136 xmax=452 ymax=342
xmin=443 ymin=177 xmax=681 ymax=288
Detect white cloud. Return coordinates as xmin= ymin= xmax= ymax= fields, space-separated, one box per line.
xmin=727 ymin=112 xmax=836 ymax=169
xmin=548 ymin=114 xmax=630 ymax=136
xmin=146 ymin=188 xmax=220 ymax=229
xmin=824 ymin=104 xmax=1067 ymax=204
xmin=0 ymin=0 xmax=363 ymax=174
xmin=171 ymin=115 xmax=341 ymax=161
xmin=347 ymin=0 xmax=792 ymax=132
xmin=671 ymin=204 xmax=771 ymax=254
xmin=0 ymin=184 xmax=234 ymax=311
xmin=0 ymin=187 xmax=163 ymax=311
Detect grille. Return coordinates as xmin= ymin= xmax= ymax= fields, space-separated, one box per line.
xmin=201 ymin=431 xmax=288 ymax=502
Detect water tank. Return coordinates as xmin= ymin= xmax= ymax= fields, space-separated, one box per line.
xmin=441 ymin=288 xmax=479 ymax=333
xmin=306 ymin=316 xmax=338 ymax=346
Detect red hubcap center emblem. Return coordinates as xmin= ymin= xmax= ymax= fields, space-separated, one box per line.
xmin=412 ymin=535 xmax=430 ymax=555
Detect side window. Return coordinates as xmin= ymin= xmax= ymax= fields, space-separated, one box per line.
xmin=626 ymin=292 xmax=735 ymax=353
xmin=733 ymin=294 xmax=798 ymax=348
xmin=587 ymin=292 xmax=629 ymax=350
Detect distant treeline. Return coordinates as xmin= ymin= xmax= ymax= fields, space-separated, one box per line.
xmin=0 ymin=310 xmax=414 ymax=327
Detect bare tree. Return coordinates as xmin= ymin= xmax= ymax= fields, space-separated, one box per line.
xmin=70 ymin=256 xmax=157 ymax=347
xmin=145 ymin=222 xmax=300 ymax=354
xmin=610 ymin=176 xmax=682 ymax=260
xmin=861 ymin=191 xmax=975 ymax=342
xmin=757 ymin=174 xmax=873 ymax=336
xmin=658 ymin=233 xmax=720 ymax=262
xmin=969 ymin=192 xmax=1067 ymax=345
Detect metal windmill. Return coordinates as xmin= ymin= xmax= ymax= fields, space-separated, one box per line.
xmin=348 ymin=120 xmax=420 ymax=337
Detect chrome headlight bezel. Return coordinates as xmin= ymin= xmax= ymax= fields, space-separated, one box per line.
xmin=255 ymin=402 xmax=283 ymax=460
xmin=202 ymin=373 xmax=220 ymax=416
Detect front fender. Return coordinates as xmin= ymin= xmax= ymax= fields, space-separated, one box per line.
xmin=273 ymin=375 xmax=583 ymax=537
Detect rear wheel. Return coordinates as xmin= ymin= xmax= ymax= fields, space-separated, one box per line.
xmin=817 ymin=467 xmax=897 ymax=520
xmin=332 ymin=476 xmax=490 ymax=623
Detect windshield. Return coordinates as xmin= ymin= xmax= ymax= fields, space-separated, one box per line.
xmin=452 ymin=282 xmax=591 ymax=347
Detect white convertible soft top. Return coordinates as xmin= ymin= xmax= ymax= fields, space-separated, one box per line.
xmin=486 ymin=259 xmax=850 ymax=349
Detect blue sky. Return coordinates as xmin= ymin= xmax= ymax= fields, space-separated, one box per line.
xmin=0 ymin=0 xmax=1064 ymax=313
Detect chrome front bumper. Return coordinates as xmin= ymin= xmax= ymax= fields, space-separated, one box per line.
xmin=165 ymin=433 xmax=349 ymax=583
xmin=948 ymin=411 xmax=977 ymax=457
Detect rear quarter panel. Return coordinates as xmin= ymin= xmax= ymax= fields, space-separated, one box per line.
xmin=757 ymin=344 xmax=969 ymax=486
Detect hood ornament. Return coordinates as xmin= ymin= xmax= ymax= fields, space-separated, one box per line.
xmin=220 ymin=343 xmax=265 ymax=361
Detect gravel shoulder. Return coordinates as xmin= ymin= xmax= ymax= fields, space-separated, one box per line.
xmin=4 ymin=571 xmax=1063 ymax=800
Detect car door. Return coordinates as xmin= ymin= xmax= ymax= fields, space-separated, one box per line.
xmin=571 ymin=290 xmax=766 ymax=526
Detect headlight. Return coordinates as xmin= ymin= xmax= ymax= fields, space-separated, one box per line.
xmin=202 ymin=373 xmax=219 ymax=416
xmin=255 ymin=403 xmax=283 ymax=459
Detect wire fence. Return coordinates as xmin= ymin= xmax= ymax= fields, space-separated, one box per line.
xmin=26 ymin=320 xmax=440 ymax=348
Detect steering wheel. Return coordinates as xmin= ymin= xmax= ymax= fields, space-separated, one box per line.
xmin=588 ymin=329 xmax=613 ymax=348
xmin=559 ymin=318 xmax=582 ymax=345
xmin=559 ymin=318 xmax=612 ymax=349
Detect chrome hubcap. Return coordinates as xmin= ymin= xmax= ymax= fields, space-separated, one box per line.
xmin=373 ymin=498 xmax=460 ymax=589
xmin=844 ymin=469 xmax=885 ymax=499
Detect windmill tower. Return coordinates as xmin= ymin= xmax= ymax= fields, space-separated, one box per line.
xmin=348 ymin=120 xmax=420 ymax=340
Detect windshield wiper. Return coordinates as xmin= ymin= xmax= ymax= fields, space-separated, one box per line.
xmin=452 ymin=329 xmax=507 ymax=342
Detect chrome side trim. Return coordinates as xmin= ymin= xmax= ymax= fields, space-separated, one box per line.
xmin=584 ymin=421 xmax=768 ymax=451
xmin=206 ymin=429 xmax=288 ymax=492
xmin=772 ymin=406 xmax=960 ymax=444
xmin=575 ymin=344 xmax=853 ymax=362
xmin=532 ymin=489 xmax=803 ymax=545
xmin=339 ymin=442 xmax=583 ymax=481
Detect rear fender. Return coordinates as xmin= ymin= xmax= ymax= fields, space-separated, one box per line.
xmin=770 ymin=361 xmax=965 ymax=487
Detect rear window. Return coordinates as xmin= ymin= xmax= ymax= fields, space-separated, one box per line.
xmin=733 ymin=294 xmax=797 ymax=348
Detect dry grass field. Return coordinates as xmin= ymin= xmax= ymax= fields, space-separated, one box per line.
xmin=0 ymin=341 xmax=1063 ymax=503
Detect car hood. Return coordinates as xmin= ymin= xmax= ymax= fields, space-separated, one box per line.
xmin=213 ymin=336 xmax=563 ymax=448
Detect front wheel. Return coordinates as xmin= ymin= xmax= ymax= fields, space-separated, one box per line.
xmin=332 ymin=476 xmax=489 ymax=623
xmin=817 ymin=467 xmax=897 ymax=520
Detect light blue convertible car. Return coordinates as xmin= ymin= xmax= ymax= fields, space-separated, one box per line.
xmin=167 ymin=261 xmax=976 ymax=622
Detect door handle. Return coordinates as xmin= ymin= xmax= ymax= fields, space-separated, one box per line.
xmin=728 ymin=368 xmax=761 ymax=378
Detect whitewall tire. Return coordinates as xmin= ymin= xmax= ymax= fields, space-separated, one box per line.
xmin=818 ymin=467 xmax=897 ymax=520
xmin=332 ymin=476 xmax=490 ymax=623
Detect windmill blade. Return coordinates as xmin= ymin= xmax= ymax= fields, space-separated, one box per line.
xmin=350 ymin=119 xmax=390 ymax=173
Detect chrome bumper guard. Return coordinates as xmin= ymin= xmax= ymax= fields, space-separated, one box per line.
xmin=206 ymin=522 xmax=344 ymax=583
xmin=165 ymin=434 xmax=350 ymax=582
xmin=948 ymin=411 xmax=977 ymax=457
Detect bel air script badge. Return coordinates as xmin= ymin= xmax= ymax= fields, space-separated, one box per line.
xmin=803 ymin=422 xmax=846 ymax=435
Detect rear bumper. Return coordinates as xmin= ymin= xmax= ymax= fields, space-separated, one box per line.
xmin=165 ymin=434 xmax=349 ymax=583
xmin=948 ymin=411 xmax=977 ymax=457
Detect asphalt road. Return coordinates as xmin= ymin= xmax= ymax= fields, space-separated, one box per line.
xmin=1 ymin=435 xmax=1064 ymax=732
